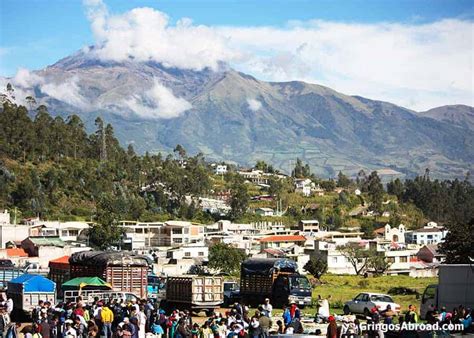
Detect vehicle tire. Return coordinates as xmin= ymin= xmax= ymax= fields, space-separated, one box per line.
xmin=364 ymin=308 xmax=370 ymax=318
xmin=343 ymin=305 xmax=350 ymax=315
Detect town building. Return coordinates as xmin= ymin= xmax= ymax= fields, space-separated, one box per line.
xmin=255 ymin=207 xmax=274 ymax=217
xmin=405 ymin=223 xmax=448 ymax=245
xmin=0 ymin=210 xmax=11 ymax=225
xmin=374 ymin=224 xmax=406 ymax=243
xmin=294 ymin=178 xmax=313 ymax=196
xmin=298 ymin=220 xmax=320 ymax=233
xmin=120 ymin=221 xmax=164 ymax=249
xmin=259 ymin=234 xmax=306 ymax=251
xmin=214 ymin=164 xmax=228 ymax=175
xmin=416 ymin=244 xmax=445 ymax=263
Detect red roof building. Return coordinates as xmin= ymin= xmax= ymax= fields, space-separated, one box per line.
xmin=259 ymin=235 xmax=306 ymax=250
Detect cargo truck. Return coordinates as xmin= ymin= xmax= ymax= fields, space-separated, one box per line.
xmin=240 ymin=258 xmax=312 ymax=307
xmin=161 ymin=275 xmax=223 ymax=315
xmin=7 ymin=274 xmax=56 ymax=313
xmin=420 ymin=264 xmax=474 ymax=319
xmin=69 ymin=251 xmax=149 ymax=298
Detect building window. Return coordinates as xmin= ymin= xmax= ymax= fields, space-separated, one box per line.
xmin=387 ymin=257 xmax=395 ymax=263
xmin=184 ymin=252 xmax=191 ymax=257
xmin=198 ymin=252 xmax=204 ymax=256
xmin=332 ymin=257 xmax=338 ymax=264
xmin=172 ymin=228 xmax=182 ymax=234
xmin=173 ymin=238 xmax=183 ymax=243
xmin=400 ymin=256 xmax=407 ymax=263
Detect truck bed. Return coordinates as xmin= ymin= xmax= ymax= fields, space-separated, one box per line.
xmin=166 ymin=276 xmax=223 ymax=308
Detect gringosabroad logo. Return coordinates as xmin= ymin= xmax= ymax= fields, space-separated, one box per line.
xmin=360 ymin=322 xmax=464 ymax=332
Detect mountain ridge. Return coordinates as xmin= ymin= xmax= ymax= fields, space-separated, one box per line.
xmin=1 ymin=51 xmax=473 ymax=180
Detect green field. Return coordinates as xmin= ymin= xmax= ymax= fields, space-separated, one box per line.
xmin=309 ymin=274 xmax=437 ymax=315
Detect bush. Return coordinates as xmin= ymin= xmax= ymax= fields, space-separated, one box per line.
xmin=388 ymin=287 xmax=420 ymax=296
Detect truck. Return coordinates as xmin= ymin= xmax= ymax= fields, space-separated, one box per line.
xmin=161 ymin=275 xmax=223 ymax=315
xmin=7 ymin=274 xmax=56 ymax=313
xmin=69 ymin=251 xmax=149 ymax=299
xmin=0 ymin=266 xmax=23 ymax=289
xmin=240 ymin=258 xmax=312 ymax=308
xmin=420 ymin=264 xmax=474 ymax=319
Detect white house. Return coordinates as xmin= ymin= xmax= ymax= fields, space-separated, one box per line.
xmin=121 ymin=221 xmax=164 ymax=249
xmin=255 ymin=208 xmax=274 ymax=217
xmin=166 ymin=245 xmax=209 ymax=260
xmin=0 ymin=224 xmax=30 ymax=249
xmin=405 ymin=223 xmax=448 ymax=245
xmin=298 ymin=220 xmax=320 ymax=233
xmin=215 ymin=165 xmax=228 ymax=175
xmin=161 ymin=221 xmax=205 ymax=246
xmin=0 ymin=210 xmax=11 ymax=225
xmin=294 ymin=179 xmax=313 ymax=196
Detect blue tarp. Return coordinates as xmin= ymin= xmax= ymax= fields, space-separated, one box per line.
xmin=9 ymin=274 xmax=55 ymax=293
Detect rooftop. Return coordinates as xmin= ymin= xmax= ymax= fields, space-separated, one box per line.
xmin=259 ymin=235 xmax=306 ymax=243
xmin=25 ymin=236 xmax=66 ymax=247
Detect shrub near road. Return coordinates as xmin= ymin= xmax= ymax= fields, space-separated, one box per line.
xmin=311 ymin=274 xmax=437 ymax=315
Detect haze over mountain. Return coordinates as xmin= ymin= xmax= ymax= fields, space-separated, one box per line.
xmin=2 ymin=51 xmax=473 ymax=180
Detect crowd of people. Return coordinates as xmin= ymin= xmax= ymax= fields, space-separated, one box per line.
xmin=0 ymin=293 xmax=473 ymax=338
xmin=2 ymin=297 xmax=306 ymax=338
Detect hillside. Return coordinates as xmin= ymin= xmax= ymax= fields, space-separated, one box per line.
xmin=421 ymin=105 xmax=474 ymax=130
xmin=2 ymin=51 xmax=473 ymax=179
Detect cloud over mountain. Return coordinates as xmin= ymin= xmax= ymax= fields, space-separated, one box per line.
xmin=80 ymin=0 xmax=473 ymax=111
xmin=123 ymin=80 xmax=192 ymax=119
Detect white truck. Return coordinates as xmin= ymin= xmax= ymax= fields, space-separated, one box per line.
xmin=420 ymin=264 xmax=474 ymax=319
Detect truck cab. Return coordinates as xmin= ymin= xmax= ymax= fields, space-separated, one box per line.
xmin=272 ymin=273 xmax=312 ymax=307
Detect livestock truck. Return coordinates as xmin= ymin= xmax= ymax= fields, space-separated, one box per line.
xmin=240 ymin=258 xmax=312 ymax=308
xmin=161 ymin=275 xmax=223 ymax=316
xmin=69 ymin=251 xmax=149 ymax=299
xmin=420 ymin=264 xmax=474 ymax=319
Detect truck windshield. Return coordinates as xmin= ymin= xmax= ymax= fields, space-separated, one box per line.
xmin=290 ymin=276 xmax=311 ymax=289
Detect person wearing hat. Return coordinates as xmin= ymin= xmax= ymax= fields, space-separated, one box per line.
xmin=64 ymin=320 xmax=77 ymax=338
xmin=327 ymin=316 xmax=337 ymax=338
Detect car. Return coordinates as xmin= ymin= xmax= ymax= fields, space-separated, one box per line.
xmin=344 ymin=292 xmax=401 ymax=317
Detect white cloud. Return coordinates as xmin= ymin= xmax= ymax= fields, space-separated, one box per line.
xmin=123 ymin=79 xmax=192 ymax=119
xmin=81 ymin=0 xmax=473 ymax=110
xmin=247 ymin=98 xmax=262 ymax=111
xmin=12 ymin=68 xmax=44 ymax=87
xmin=40 ymin=77 xmax=90 ymax=110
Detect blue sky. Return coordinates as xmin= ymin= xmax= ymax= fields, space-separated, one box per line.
xmin=0 ymin=0 xmax=472 ymax=110
xmin=1 ymin=0 xmax=472 ymax=76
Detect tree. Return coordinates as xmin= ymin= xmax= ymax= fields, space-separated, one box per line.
xmin=320 ymin=180 xmax=336 ymax=192
xmin=89 ymin=193 xmax=126 ymax=249
xmin=292 ymin=158 xmax=310 ymax=178
xmin=439 ymin=219 xmax=474 ymax=263
xmin=337 ymin=171 xmax=351 ymax=188
xmin=367 ymin=253 xmax=391 ymax=275
xmin=229 ymin=174 xmax=249 ymax=220
xmin=367 ymin=171 xmax=384 ymax=212
xmin=337 ymin=243 xmax=372 ymax=275
xmin=208 ymin=242 xmax=246 ymax=275
xmin=387 ymin=178 xmax=404 ymax=200
xmin=303 ymin=257 xmax=328 ymax=279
